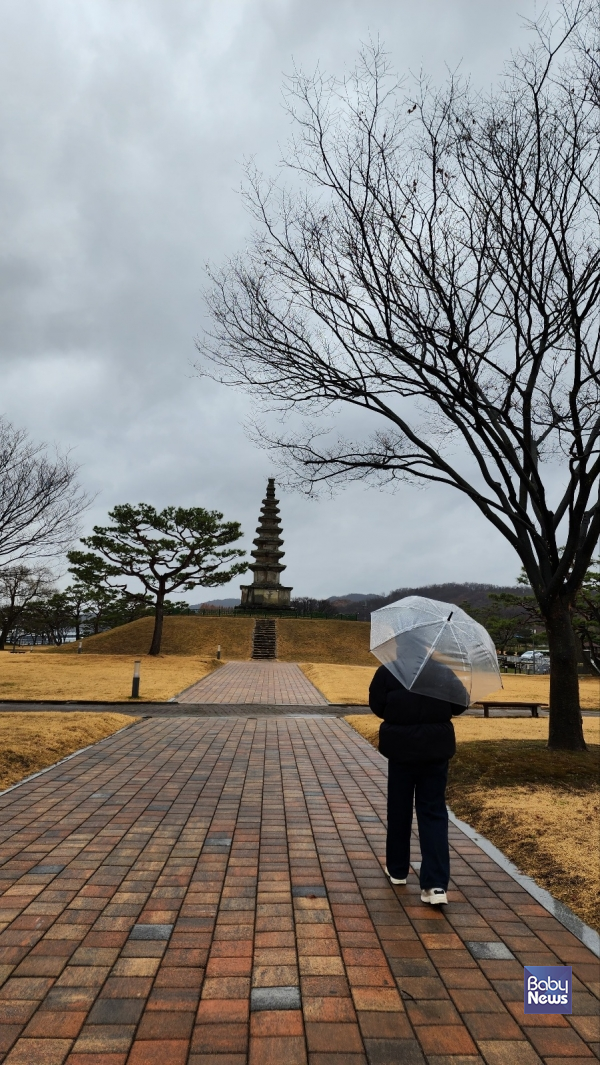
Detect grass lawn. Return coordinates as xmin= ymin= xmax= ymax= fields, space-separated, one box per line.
xmin=0 ymin=712 xmax=138 ymax=791
xmin=346 ymin=714 xmax=600 ymax=931
xmin=300 ymin=662 xmax=376 ymax=703
xmin=0 ymin=652 xmax=218 ymax=702
xmin=305 ymin=662 xmax=600 ymax=709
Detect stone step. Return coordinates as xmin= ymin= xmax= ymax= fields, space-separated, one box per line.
xmin=252 ymin=619 xmax=277 ymax=660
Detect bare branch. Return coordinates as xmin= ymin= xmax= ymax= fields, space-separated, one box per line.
xmin=0 ymin=417 xmax=89 ymax=566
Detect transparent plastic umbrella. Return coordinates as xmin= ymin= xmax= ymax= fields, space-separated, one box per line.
xmin=370 ymin=596 xmax=502 ymax=707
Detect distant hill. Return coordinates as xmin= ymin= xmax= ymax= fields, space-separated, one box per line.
xmin=329 ymin=593 xmax=382 ymax=602
xmin=189 ymin=583 xmax=531 ymax=620
xmin=190 ymin=598 xmax=241 ymax=609
xmin=327 ymin=582 xmax=531 ymax=621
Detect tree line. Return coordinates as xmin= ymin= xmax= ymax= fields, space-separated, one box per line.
xmin=463 ymin=565 xmax=600 ymax=672
xmin=0 ymin=562 xmax=190 ymax=649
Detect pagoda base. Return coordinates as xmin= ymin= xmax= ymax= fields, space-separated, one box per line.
xmin=238 ymin=583 xmax=294 ymax=611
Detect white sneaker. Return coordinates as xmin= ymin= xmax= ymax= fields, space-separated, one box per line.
xmin=421 ymin=888 xmax=447 ymax=905
xmin=385 ymin=866 xmax=407 ymax=885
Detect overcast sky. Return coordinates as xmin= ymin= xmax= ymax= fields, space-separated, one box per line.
xmin=0 ymin=0 xmax=556 ymax=600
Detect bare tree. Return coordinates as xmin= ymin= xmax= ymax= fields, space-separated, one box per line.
xmin=202 ymin=4 xmax=599 ymax=750
xmin=0 ymin=565 xmax=54 ymax=649
xmin=0 ymin=418 xmax=88 ymax=566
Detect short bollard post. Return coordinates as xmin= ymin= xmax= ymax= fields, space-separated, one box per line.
xmin=216 ymin=645 xmax=221 ymax=660
xmin=77 ymin=640 xmax=83 ymax=655
xmin=131 ymin=659 xmax=141 ymax=699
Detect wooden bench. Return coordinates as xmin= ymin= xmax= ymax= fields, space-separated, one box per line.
xmin=477 ymin=700 xmax=549 ymax=718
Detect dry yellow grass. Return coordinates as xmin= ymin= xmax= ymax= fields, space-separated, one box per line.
xmin=451 ymin=783 xmax=599 ymax=930
xmin=345 ymin=714 xmax=600 ymax=929
xmin=482 ymin=674 xmax=600 ymax=710
xmin=345 ymin=713 xmax=600 ymax=746
xmin=454 ymin=714 xmax=600 ymax=743
xmin=0 ymin=712 xmax=137 ymax=790
xmin=345 ymin=714 xmax=381 ymax=746
xmin=52 ymin=616 xmax=255 ymax=659
xmin=0 ymin=652 xmax=218 ymax=702
xmin=276 ymin=619 xmax=372 ymax=664
xmin=302 ymin=664 xmax=600 ymax=708
xmin=300 ymin=663 xmax=374 ymax=703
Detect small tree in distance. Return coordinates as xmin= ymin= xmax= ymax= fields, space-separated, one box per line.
xmin=73 ymin=504 xmax=248 ymax=655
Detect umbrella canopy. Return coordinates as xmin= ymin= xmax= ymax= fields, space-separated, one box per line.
xmin=370 ymin=596 xmax=502 ymax=707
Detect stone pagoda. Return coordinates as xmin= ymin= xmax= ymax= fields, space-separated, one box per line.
xmin=239 ymin=478 xmax=294 ymax=611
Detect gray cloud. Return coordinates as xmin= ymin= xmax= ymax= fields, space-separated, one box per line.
xmin=0 ymin=0 xmax=554 ymax=599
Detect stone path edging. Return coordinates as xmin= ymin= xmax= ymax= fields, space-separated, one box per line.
xmin=447 ymin=810 xmax=600 ymax=957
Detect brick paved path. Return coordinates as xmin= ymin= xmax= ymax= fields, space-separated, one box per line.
xmin=177 ymin=663 xmax=328 ymax=706
xmin=0 ymin=716 xmax=597 ymax=1065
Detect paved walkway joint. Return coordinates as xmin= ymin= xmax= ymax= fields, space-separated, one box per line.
xmin=0 ymin=717 xmax=597 ymax=1065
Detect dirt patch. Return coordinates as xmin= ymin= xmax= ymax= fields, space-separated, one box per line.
xmin=345 ymin=714 xmax=600 ymax=930
xmin=0 ymin=653 xmax=218 ymax=702
xmin=0 ymin=712 xmax=137 ymax=790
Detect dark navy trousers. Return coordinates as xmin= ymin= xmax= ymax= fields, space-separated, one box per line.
xmin=386 ymin=759 xmax=450 ymax=890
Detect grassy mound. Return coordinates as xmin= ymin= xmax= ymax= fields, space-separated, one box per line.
xmin=345 ymin=714 xmax=600 ymax=930
xmin=277 ymin=619 xmax=371 ymax=664
xmin=50 ymin=615 xmax=371 ymax=664
xmin=53 ymin=615 xmax=255 ymax=659
xmin=0 ymin=712 xmax=137 ymax=791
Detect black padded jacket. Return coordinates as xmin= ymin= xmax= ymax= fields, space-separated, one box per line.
xmin=369 ymin=664 xmax=467 ymax=763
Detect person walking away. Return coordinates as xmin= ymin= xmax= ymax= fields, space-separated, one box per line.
xmin=369 ymin=663 xmax=467 ymax=904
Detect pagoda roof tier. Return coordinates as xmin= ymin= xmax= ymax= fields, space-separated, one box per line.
xmin=248 ymin=479 xmax=287 ymax=573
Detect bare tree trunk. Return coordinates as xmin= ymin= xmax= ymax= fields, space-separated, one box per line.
xmin=149 ymin=589 xmax=165 ymax=656
xmin=0 ymin=601 xmax=17 ymax=651
xmin=545 ymin=596 xmax=586 ymax=751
